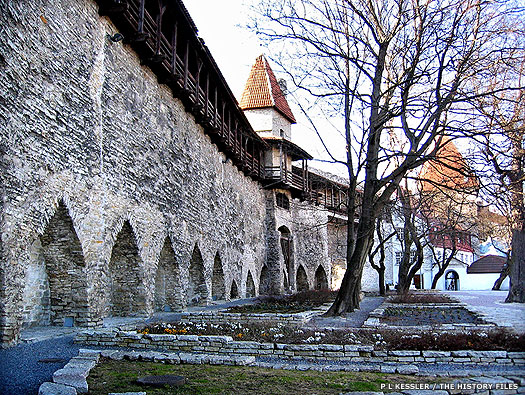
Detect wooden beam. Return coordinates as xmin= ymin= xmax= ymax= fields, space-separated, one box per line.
xmin=98 ymin=0 xmax=128 ymax=16
xmin=183 ymin=40 xmax=189 ymax=91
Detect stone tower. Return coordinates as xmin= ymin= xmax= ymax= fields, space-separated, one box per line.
xmin=240 ymin=55 xmax=311 ymax=199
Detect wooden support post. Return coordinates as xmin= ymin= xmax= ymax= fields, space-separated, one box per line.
xmin=134 ymin=0 xmax=148 ymax=41
xmin=170 ymin=22 xmax=178 ymax=75
xmin=234 ymin=120 xmax=239 ymax=155
xmin=204 ymin=73 xmax=209 ymax=119
xmin=221 ymin=102 xmax=226 ymax=138
xmin=183 ymin=40 xmax=189 ymax=90
xmin=194 ymin=58 xmax=202 ymax=105
xmin=154 ymin=3 xmax=166 ymax=58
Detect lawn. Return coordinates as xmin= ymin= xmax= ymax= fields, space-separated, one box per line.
xmin=87 ymin=359 xmax=430 ymax=394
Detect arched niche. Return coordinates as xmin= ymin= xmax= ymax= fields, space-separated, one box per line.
xmin=154 ymin=237 xmax=181 ymax=312
xmin=278 ymin=226 xmax=293 ymax=292
xmin=296 ymin=265 xmax=309 ymax=292
xmin=259 ymin=265 xmax=272 ymax=296
xmin=314 ymin=265 xmax=329 ymax=290
xmin=27 ymin=202 xmax=89 ymax=327
xmin=212 ymin=252 xmax=225 ymax=301
xmin=245 ymin=270 xmax=256 ymax=298
xmin=108 ymin=221 xmax=146 ymax=316
xmin=187 ymin=244 xmax=207 ymax=305
xmin=230 ymin=280 xmax=239 ymax=299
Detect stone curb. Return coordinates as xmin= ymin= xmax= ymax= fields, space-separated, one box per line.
xmin=180 ymin=309 xmax=320 ymax=326
xmin=39 ymin=354 xmax=100 ymax=394
xmin=75 ymin=330 xmax=525 ymax=366
xmin=363 ymin=301 xmax=496 ymax=330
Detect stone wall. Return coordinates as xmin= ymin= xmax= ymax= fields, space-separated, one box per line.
xmin=0 ymin=0 xmax=337 ymax=347
xmin=75 ymin=330 xmax=525 ymax=366
xmin=0 ymin=0 xmax=269 ymax=346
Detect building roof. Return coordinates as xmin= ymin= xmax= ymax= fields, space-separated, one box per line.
xmin=263 ymin=136 xmax=313 ymax=160
xmin=467 ymin=255 xmax=508 ymax=274
xmin=239 ymin=55 xmax=297 ymax=124
xmin=419 ymin=137 xmax=478 ymax=192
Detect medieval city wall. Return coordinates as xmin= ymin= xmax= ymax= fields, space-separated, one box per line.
xmin=0 ymin=0 xmax=271 ymax=346
xmin=0 ymin=0 xmax=339 ymax=348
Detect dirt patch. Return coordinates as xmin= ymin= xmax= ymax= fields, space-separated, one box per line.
xmin=388 ymin=292 xmax=458 ymax=304
xmin=380 ymin=307 xmax=485 ymax=326
xmin=227 ymin=290 xmax=337 ymax=314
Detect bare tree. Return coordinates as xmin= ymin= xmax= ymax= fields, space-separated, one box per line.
xmin=469 ymin=52 xmax=525 ymax=302
xmin=368 ymin=215 xmax=395 ymax=296
xmin=251 ymin=0 xmax=523 ymax=313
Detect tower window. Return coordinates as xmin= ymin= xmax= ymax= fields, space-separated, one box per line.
xmin=276 ymin=193 xmax=290 ymax=210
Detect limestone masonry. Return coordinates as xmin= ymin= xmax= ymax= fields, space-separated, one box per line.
xmin=0 ymin=0 xmax=348 ymax=347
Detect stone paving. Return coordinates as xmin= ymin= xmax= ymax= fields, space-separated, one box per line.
xmin=444 ymin=291 xmax=525 ymax=333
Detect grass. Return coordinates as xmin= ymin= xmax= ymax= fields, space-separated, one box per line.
xmin=87 ymin=359 xmax=429 ymax=395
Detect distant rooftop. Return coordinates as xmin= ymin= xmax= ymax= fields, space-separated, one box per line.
xmin=467 ymin=255 xmax=507 ymax=274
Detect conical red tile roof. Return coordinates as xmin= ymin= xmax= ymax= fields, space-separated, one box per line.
xmin=239 ymin=55 xmax=296 ymax=124
xmin=419 ymin=137 xmax=478 ymax=191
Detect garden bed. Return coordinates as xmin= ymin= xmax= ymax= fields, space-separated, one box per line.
xmin=226 ymin=290 xmax=337 ymax=314
xmin=388 ymin=292 xmax=458 ymax=305
xmin=380 ymin=306 xmax=485 ymax=326
xmin=127 ymin=321 xmax=525 ymax=351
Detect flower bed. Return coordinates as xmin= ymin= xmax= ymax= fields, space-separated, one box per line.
xmin=380 ymin=306 xmax=485 ymax=326
xmin=388 ymin=292 xmax=458 ymax=304
xmin=226 ymin=290 xmax=337 ymax=314
xmin=364 ymin=299 xmax=495 ymax=330
xmin=133 ymin=321 xmax=525 ymax=351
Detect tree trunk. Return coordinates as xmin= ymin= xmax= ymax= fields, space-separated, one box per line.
xmin=397 ymin=263 xmax=412 ymax=294
xmin=325 ymin=219 xmax=374 ymax=315
xmin=493 ymin=258 xmax=511 ymax=290
xmin=431 ymin=265 xmax=447 ymax=289
xmin=506 ymin=229 xmax=525 ymax=302
xmin=378 ymin=267 xmax=386 ymax=296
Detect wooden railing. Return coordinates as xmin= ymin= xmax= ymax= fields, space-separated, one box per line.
xmin=265 ymin=166 xmax=307 ymax=192
xmin=96 ymin=0 xmax=266 ymax=180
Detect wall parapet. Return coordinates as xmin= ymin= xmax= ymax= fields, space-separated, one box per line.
xmin=179 ymin=310 xmax=318 ymax=326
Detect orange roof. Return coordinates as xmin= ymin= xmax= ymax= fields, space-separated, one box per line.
xmin=419 ymin=137 xmax=478 ymax=192
xmin=239 ymin=55 xmax=296 ymax=124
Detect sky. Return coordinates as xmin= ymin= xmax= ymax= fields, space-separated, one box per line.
xmin=183 ymin=0 xmax=344 ymax=175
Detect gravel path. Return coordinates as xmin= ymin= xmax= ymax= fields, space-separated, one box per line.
xmin=0 ymin=335 xmax=81 ymax=395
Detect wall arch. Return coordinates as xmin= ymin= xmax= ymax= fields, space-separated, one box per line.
xmin=259 ymin=265 xmax=272 ymax=295
xmin=154 ymin=237 xmax=181 ymax=312
xmin=107 ymin=221 xmax=146 ymax=316
xmin=230 ymin=279 xmax=239 ymax=299
xmin=245 ymin=270 xmax=256 ymax=297
xmin=212 ymin=252 xmax=226 ymax=300
xmin=314 ymin=265 xmax=329 ymax=290
xmin=26 ymin=201 xmax=89 ymax=327
xmin=296 ymin=265 xmax=309 ymax=292
xmin=187 ymin=244 xmax=207 ymax=305
xmin=278 ymin=226 xmax=293 ymax=292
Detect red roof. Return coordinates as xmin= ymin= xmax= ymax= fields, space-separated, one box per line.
xmin=419 ymin=137 xmax=478 ymax=192
xmin=239 ymin=55 xmax=296 ymax=124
